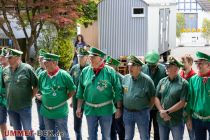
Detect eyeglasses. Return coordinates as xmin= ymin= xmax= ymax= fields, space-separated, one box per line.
xmin=195 ymin=61 xmax=209 ymax=65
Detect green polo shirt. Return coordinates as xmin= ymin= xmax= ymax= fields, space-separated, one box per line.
xmin=122 ymin=72 xmax=155 ymax=110
xmin=69 ymin=64 xmax=88 ymax=108
xmin=0 ymin=66 xmax=6 ymax=106
xmin=39 ymin=69 xmax=76 ymax=119
xmin=156 ymin=75 xmax=188 ymax=126
xmin=3 ymin=63 xmax=38 ymax=111
xmin=142 ymin=63 xmax=167 ymax=110
xmin=142 ymin=63 xmax=167 ymax=87
xmin=35 ymin=67 xmax=45 ymax=77
xmin=117 ymin=72 xmax=124 ymax=83
xmin=35 ymin=67 xmax=45 ymax=103
xmin=186 ymin=74 xmax=210 ymax=122
xmin=76 ymin=65 xmax=123 ymax=116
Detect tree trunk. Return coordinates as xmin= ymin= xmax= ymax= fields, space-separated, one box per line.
xmin=12 ymin=37 xmax=20 ymax=50
xmin=25 ymin=45 xmax=31 ymax=62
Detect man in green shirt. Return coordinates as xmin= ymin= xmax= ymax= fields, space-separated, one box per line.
xmin=3 ymin=48 xmax=38 ymax=140
xmin=35 ymin=49 xmax=47 ymax=140
xmin=106 ymin=56 xmax=125 ymax=140
xmin=123 ymin=55 xmax=155 ymax=140
xmin=69 ymin=48 xmax=89 ymax=140
xmin=38 ymin=52 xmax=76 ymax=140
xmin=155 ymin=56 xmax=188 ymax=140
xmin=0 ymin=48 xmax=8 ymax=140
xmin=142 ymin=51 xmax=167 ymax=140
xmin=76 ymin=47 xmax=123 ymax=140
xmin=186 ymin=51 xmax=210 ymax=140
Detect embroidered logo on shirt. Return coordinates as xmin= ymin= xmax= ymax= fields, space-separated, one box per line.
xmin=124 ymin=87 xmax=128 ymax=94
xmin=97 ymin=80 xmax=108 ymax=91
xmin=3 ymin=74 xmax=10 ymax=82
xmin=73 ymin=71 xmax=78 ymax=77
xmin=159 ymin=84 xmax=165 ymax=93
xmin=17 ymin=75 xmax=25 ymax=83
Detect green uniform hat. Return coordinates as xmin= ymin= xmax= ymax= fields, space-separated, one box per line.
xmin=77 ymin=48 xmax=89 ymax=57
xmin=127 ymin=55 xmax=144 ymax=66
xmin=195 ymin=51 xmax=210 ymax=62
xmin=0 ymin=48 xmax=7 ymax=57
xmin=106 ymin=56 xmax=121 ymax=67
xmin=39 ymin=49 xmax=47 ymax=57
xmin=43 ymin=53 xmax=60 ymax=61
xmin=165 ymin=56 xmax=184 ymax=68
xmin=6 ymin=48 xmax=23 ymax=58
xmin=88 ymin=47 xmax=106 ymax=58
xmin=145 ymin=51 xmax=160 ymax=64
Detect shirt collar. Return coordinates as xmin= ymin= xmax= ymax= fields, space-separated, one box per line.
xmin=9 ymin=62 xmax=22 ymax=72
xmin=167 ymin=75 xmax=179 ymax=82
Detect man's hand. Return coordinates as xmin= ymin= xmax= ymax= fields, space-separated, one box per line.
xmin=115 ymin=109 xmax=122 ymax=119
xmin=186 ymin=117 xmax=192 ymax=130
xmin=76 ymin=108 xmax=82 ymax=118
xmin=70 ymin=98 xmax=73 ymax=108
xmin=159 ymin=110 xmax=171 ymax=121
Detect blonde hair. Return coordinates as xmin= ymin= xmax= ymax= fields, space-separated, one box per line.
xmin=181 ymin=54 xmax=193 ymax=65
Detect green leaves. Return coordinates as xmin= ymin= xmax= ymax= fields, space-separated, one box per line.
xmin=176 ymin=13 xmax=185 ymax=38
xmin=202 ymin=18 xmax=210 ymax=43
xmin=78 ymin=1 xmax=98 ymax=28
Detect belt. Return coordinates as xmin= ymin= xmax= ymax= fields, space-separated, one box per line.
xmin=193 ymin=112 xmax=210 ymax=120
xmin=125 ymin=107 xmax=139 ymax=112
xmin=43 ymin=101 xmax=67 ymax=110
xmin=85 ymin=100 xmax=112 ymax=108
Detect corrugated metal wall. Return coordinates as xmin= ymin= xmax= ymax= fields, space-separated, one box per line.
xmin=98 ymin=0 xmax=148 ymax=59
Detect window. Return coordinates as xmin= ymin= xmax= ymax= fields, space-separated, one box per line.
xmin=132 ymin=7 xmax=144 ymax=17
xmin=184 ymin=13 xmax=198 ymax=29
xmin=176 ymin=0 xmax=203 ymax=11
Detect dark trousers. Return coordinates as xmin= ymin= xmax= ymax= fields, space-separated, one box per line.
xmin=149 ymin=110 xmax=160 ymax=140
xmin=192 ymin=118 xmax=210 ymax=140
xmin=111 ymin=113 xmax=125 ymax=140
xmin=73 ymin=107 xmax=83 ymax=140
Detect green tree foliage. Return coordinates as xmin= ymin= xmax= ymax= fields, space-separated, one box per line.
xmin=37 ymin=24 xmax=76 ymax=70
xmin=78 ymin=1 xmax=98 ymax=28
xmin=176 ymin=13 xmax=185 ymax=38
xmin=52 ymin=34 xmax=74 ymax=70
xmin=202 ymin=18 xmax=210 ymax=44
xmin=0 ymin=0 xmax=88 ymax=62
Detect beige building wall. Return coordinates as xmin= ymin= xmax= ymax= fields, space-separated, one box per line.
xmin=80 ymin=21 xmax=99 ymax=48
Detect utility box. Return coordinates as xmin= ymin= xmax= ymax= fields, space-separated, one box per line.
xmin=98 ymin=0 xmax=176 ymax=58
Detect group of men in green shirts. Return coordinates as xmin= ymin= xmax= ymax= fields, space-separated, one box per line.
xmin=0 ymin=46 xmax=210 ymax=140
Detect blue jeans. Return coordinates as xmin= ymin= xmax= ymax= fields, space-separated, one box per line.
xmin=192 ymin=118 xmax=210 ymax=140
xmin=36 ymin=101 xmax=46 ymax=140
xmin=8 ymin=107 xmax=34 ymax=140
xmin=86 ymin=115 xmax=112 ymax=140
xmin=123 ymin=108 xmax=150 ymax=140
xmin=73 ymin=107 xmax=83 ymax=140
xmin=44 ymin=116 xmax=70 ymax=140
xmin=158 ymin=122 xmax=184 ymax=140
